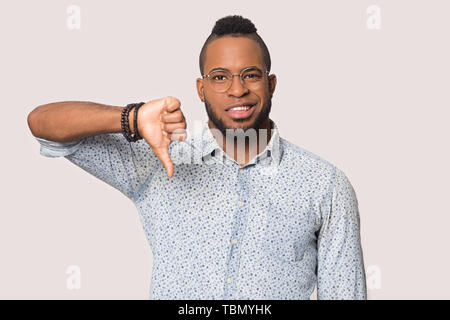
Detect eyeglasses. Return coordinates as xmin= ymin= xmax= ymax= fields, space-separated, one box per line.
xmin=202 ymin=66 xmax=269 ymax=93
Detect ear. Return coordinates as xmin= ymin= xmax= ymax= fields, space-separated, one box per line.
xmin=196 ymin=78 xmax=205 ymax=101
xmin=268 ymin=74 xmax=277 ymax=97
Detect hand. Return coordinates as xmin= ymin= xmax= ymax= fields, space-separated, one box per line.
xmin=137 ymin=96 xmax=187 ymax=178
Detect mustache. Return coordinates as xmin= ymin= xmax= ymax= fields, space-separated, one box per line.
xmin=203 ymin=98 xmax=272 ymax=136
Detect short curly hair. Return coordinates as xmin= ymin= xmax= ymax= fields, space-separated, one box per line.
xmin=199 ymin=15 xmax=271 ymax=76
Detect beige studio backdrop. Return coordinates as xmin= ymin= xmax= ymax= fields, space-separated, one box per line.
xmin=1 ymin=0 xmax=449 ymax=299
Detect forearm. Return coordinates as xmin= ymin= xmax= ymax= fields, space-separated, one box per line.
xmin=27 ymin=101 xmax=136 ymax=142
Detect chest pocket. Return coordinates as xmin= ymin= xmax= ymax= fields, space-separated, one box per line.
xmin=261 ymin=193 xmax=311 ymax=263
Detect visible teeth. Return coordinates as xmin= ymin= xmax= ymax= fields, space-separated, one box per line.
xmin=229 ymin=105 xmax=252 ymax=111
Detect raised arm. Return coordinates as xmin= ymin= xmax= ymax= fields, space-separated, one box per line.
xmin=27 ymin=101 xmax=126 ymax=142
xmin=27 ymin=96 xmax=187 ymax=178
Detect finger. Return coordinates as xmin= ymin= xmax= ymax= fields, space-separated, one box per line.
xmin=167 ymin=132 xmax=187 ymax=142
xmin=163 ymin=96 xmax=181 ymax=113
xmin=162 ymin=122 xmax=187 ymax=133
xmin=152 ymin=145 xmax=174 ymax=178
xmin=161 ymin=110 xmax=184 ymax=123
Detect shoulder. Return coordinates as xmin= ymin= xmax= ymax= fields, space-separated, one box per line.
xmin=279 ymin=138 xmax=356 ymax=201
xmin=280 ymin=137 xmax=355 ymax=192
xmin=280 ymin=137 xmax=337 ymax=180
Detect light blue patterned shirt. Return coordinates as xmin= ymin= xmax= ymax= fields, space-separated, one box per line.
xmin=35 ymin=119 xmax=366 ymax=300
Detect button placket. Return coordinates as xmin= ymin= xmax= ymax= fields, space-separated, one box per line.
xmin=223 ymin=165 xmax=250 ymax=299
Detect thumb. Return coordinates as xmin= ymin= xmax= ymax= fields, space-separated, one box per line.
xmin=164 ymin=97 xmax=181 ymax=113
xmin=153 ymin=145 xmax=174 ymax=178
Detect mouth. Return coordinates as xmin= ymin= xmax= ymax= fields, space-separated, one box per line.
xmin=226 ymin=103 xmax=257 ymax=120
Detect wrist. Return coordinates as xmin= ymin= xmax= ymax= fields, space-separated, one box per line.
xmin=121 ymin=102 xmax=144 ymax=142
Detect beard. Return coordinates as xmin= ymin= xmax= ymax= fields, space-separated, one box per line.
xmin=204 ymin=98 xmax=272 ymax=137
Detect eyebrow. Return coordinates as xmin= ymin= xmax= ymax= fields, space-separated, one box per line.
xmin=207 ymin=66 xmax=261 ymax=74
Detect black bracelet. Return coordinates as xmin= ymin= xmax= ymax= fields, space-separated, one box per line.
xmin=133 ymin=102 xmax=145 ymax=141
xmin=121 ymin=103 xmax=137 ymax=142
xmin=121 ymin=105 xmax=130 ymax=141
xmin=121 ymin=104 xmax=133 ymax=142
xmin=121 ymin=102 xmax=146 ymax=142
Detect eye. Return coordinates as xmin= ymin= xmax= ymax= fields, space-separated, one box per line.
xmin=212 ymin=75 xmax=226 ymax=81
xmin=244 ymin=73 xmax=262 ymax=80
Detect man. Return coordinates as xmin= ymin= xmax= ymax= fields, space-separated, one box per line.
xmin=27 ymin=15 xmax=366 ymax=300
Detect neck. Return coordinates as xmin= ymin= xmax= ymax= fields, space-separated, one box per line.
xmin=208 ymin=117 xmax=272 ymax=167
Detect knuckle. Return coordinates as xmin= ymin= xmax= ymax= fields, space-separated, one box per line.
xmin=167 ymin=96 xmax=180 ymax=105
xmin=163 ymin=96 xmax=171 ymax=105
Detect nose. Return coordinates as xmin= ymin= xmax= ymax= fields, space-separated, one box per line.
xmin=227 ymin=74 xmax=249 ymax=97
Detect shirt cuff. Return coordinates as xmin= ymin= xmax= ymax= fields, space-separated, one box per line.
xmin=35 ymin=137 xmax=84 ymax=158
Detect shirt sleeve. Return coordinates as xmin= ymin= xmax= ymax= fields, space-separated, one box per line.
xmin=35 ymin=133 xmax=160 ymax=202
xmin=316 ymin=167 xmax=367 ymax=300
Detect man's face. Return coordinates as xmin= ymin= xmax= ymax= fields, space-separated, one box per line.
xmin=196 ymin=36 xmax=277 ymax=136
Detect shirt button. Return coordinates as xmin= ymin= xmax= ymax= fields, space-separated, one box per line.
xmin=238 ymin=201 xmax=244 ymax=207
xmin=231 ymin=238 xmax=238 ymax=245
xmin=239 ymin=169 xmax=244 ymax=174
xmin=226 ymin=278 xmax=232 ymax=284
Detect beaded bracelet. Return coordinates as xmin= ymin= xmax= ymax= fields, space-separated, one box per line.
xmin=121 ymin=102 xmax=145 ymax=142
xmin=121 ymin=104 xmax=134 ymax=142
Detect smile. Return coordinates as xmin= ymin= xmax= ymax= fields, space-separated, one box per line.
xmin=226 ymin=103 xmax=256 ymax=119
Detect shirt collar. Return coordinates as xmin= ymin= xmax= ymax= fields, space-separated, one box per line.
xmin=189 ymin=119 xmax=283 ymax=168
